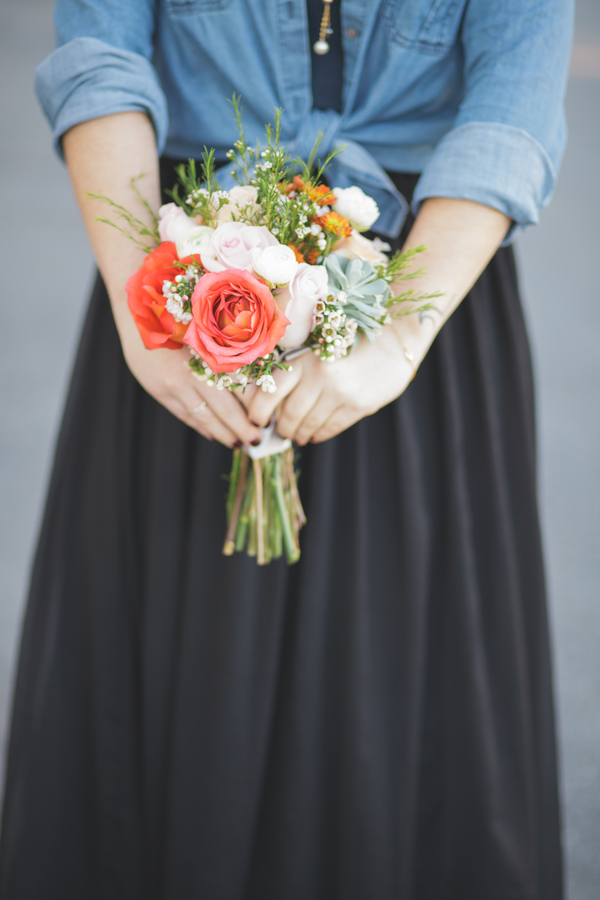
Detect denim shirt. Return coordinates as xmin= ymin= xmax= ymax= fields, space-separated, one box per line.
xmin=35 ymin=0 xmax=573 ymax=242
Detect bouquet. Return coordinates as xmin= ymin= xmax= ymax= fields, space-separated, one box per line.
xmin=94 ymin=97 xmax=437 ymax=565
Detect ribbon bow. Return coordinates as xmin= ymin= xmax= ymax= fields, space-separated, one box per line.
xmin=217 ymin=109 xmax=409 ymax=239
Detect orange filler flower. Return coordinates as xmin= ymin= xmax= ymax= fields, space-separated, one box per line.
xmin=309 ymin=184 xmax=337 ymax=206
xmin=316 ymin=211 xmax=352 ymax=238
xmin=280 ymin=174 xmax=306 ymax=196
xmin=288 ymin=244 xmax=306 ymax=263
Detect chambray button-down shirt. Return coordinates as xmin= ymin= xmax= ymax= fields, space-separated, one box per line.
xmin=35 ymin=0 xmax=573 ymax=242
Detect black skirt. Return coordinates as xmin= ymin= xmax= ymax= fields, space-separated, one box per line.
xmin=0 ymin=170 xmax=563 ymax=900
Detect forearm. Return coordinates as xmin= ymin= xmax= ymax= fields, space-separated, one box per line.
xmin=61 ymin=112 xmax=261 ymax=448
xmin=62 ymin=111 xmax=161 ymax=350
xmin=390 ymin=197 xmax=510 ymax=370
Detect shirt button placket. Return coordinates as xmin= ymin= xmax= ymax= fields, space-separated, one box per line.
xmin=277 ymin=0 xmax=311 ymax=119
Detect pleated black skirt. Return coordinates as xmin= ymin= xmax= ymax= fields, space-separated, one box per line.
xmin=0 ymin=171 xmax=563 ymax=900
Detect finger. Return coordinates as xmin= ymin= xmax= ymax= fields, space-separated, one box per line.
xmin=294 ymin=400 xmax=341 ymax=446
xmin=161 ymin=394 xmax=215 ymax=441
xmin=177 ymin=389 xmax=240 ymax=446
xmin=203 ymin=388 xmax=262 ymax=444
xmin=247 ymin=363 xmax=302 ymax=428
xmin=310 ymin=406 xmax=360 ymax=444
xmin=234 ymin=383 xmax=257 ymax=413
xmin=185 ymin=406 xmax=240 ymax=447
xmin=276 ymin=380 xmax=323 ymax=440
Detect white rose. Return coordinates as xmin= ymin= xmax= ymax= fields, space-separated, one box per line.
xmin=252 ymin=244 xmax=298 ymax=285
xmin=215 ymin=185 xmax=260 ymax=224
xmin=176 ymin=225 xmax=215 ymax=259
xmin=158 ymin=203 xmax=199 ymax=245
xmin=276 ymin=263 xmax=330 ymax=349
xmin=332 ymin=228 xmax=389 ymax=264
xmin=332 ymin=186 xmax=379 ymax=232
xmin=201 ymin=221 xmax=279 ymax=272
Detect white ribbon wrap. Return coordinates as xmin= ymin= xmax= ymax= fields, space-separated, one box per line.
xmin=243 ymin=421 xmax=291 ymax=460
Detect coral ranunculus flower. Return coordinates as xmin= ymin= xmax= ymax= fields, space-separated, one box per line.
xmin=126 ymin=242 xmax=194 ymax=350
xmin=184 ymin=269 xmax=289 ymax=373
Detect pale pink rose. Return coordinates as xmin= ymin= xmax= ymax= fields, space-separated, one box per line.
xmin=276 ymin=263 xmax=329 ymax=349
xmin=201 ymin=221 xmax=279 ymax=273
xmin=332 ymin=229 xmax=390 ymax=264
xmin=215 ymin=185 xmax=260 ymax=224
xmin=158 ymin=203 xmax=199 ymax=245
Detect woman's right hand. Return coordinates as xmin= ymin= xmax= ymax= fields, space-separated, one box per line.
xmin=62 ymin=113 xmax=262 ymax=450
xmin=121 ymin=323 xmax=263 ymax=448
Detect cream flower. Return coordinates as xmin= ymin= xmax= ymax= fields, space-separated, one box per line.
xmin=252 ymin=244 xmax=298 ymax=285
xmin=332 ymin=186 xmax=379 ymax=232
xmin=332 ymin=229 xmax=389 ymax=264
xmin=215 ymin=185 xmax=260 ymax=224
xmin=176 ymin=225 xmax=215 ymax=259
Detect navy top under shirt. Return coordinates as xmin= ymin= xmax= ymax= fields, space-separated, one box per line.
xmin=306 ymin=0 xmax=343 ymax=112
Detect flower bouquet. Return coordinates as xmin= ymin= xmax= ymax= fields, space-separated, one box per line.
xmin=94 ymin=97 xmax=437 ymax=564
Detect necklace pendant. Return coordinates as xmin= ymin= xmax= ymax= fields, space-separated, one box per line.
xmin=313 ymin=39 xmax=330 ymax=55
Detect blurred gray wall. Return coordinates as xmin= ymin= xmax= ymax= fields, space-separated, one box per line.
xmin=0 ymin=1 xmax=598 ymax=896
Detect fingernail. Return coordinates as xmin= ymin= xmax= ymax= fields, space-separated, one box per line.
xmin=250 ymin=421 xmax=262 ymax=428
xmin=250 ymin=438 xmax=261 ymax=446
xmin=232 ymin=440 xmax=242 ymax=448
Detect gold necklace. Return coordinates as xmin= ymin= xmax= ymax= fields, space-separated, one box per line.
xmin=313 ymin=0 xmax=334 ymax=55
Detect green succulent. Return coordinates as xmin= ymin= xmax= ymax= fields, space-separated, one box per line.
xmin=324 ymin=255 xmax=390 ymax=341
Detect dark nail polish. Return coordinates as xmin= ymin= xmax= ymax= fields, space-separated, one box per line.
xmin=251 ymin=438 xmax=261 ymax=446
xmin=232 ymin=440 xmax=242 ymax=448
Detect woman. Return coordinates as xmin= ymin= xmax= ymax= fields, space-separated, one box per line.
xmin=0 ymin=1 xmax=572 ymax=897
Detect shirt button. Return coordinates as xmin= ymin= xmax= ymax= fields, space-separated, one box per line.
xmin=346 ymin=27 xmax=359 ymax=40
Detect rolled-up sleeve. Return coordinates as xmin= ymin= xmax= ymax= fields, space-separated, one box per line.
xmin=413 ymin=0 xmax=574 ymax=243
xmin=34 ymin=0 xmax=168 ymax=157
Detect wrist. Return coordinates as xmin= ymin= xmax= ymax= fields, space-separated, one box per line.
xmin=389 ymin=312 xmax=432 ymax=375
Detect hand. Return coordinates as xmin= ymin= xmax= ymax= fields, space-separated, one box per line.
xmin=122 ymin=327 xmax=263 ymax=448
xmin=247 ymin=325 xmax=416 ymax=445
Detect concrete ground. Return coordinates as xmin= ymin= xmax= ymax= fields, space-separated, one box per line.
xmin=0 ymin=1 xmax=598 ymax=896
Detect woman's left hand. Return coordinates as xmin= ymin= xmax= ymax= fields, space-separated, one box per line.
xmin=246 ymin=324 xmax=416 ymax=445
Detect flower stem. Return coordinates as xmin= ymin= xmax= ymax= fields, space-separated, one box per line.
xmin=234 ymin=471 xmax=254 ymax=552
xmin=284 ymin=448 xmax=306 ymax=526
xmin=226 ymin=448 xmax=242 ymax=521
xmin=273 ymin=454 xmax=301 ymax=564
xmin=222 ymin=451 xmax=249 ymax=556
xmin=253 ymin=458 xmax=266 ymax=565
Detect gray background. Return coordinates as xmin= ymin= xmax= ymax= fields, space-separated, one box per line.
xmin=0 ymin=0 xmax=598 ymax=895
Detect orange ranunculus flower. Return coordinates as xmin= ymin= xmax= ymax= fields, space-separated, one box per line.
xmin=315 ymin=211 xmax=352 ymax=238
xmin=183 ymin=269 xmax=289 ymax=373
xmin=309 ymin=184 xmax=337 ymax=206
xmin=288 ymin=244 xmax=305 ymax=263
xmin=126 ymin=242 xmax=197 ymax=350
